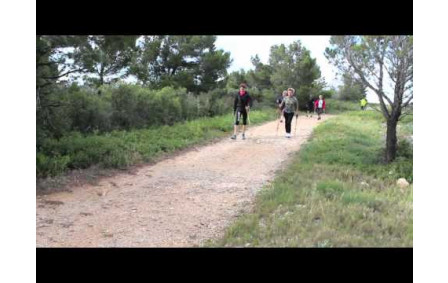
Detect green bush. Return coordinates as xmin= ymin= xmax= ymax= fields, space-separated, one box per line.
xmin=38 ymin=84 xmax=241 ymax=140
xmin=36 ymin=152 xmax=71 ymax=177
xmin=37 ymin=109 xmax=275 ymax=178
xmin=397 ymin=139 xmax=413 ymax=159
xmin=65 ymin=88 xmax=113 ymax=132
xmin=324 ymin=99 xmax=360 ymax=113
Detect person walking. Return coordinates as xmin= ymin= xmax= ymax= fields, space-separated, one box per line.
xmin=231 ymin=83 xmax=253 ymax=140
xmin=306 ymin=95 xmax=315 ymax=117
xmin=278 ymin=88 xmax=299 ymax=138
xmin=360 ymin=97 xmax=368 ymax=110
xmin=314 ymin=95 xmax=326 ymax=120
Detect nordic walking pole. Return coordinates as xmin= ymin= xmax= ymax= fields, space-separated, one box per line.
xmin=294 ymin=105 xmax=299 ymax=136
xmin=232 ymin=111 xmax=238 ymax=137
xmin=294 ymin=114 xmax=298 ymax=136
xmin=275 ymin=114 xmax=281 ymax=136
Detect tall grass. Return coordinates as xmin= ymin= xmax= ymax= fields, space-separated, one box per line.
xmin=207 ymin=110 xmax=413 ymax=247
xmin=324 ymin=99 xmax=360 ymax=113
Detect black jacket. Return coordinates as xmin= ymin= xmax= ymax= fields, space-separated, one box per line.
xmin=275 ymin=95 xmax=283 ymax=105
xmin=234 ymin=92 xmax=253 ymax=112
xmin=307 ymin=99 xmax=315 ymax=110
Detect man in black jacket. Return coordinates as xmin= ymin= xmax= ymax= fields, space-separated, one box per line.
xmin=231 ymin=83 xmax=253 ymax=140
xmin=306 ymin=95 xmax=315 ymax=117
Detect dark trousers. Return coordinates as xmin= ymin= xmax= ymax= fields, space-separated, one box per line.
xmin=284 ymin=112 xmax=294 ymax=133
xmin=317 ymin=108 xmax=323 ymax=116
xmin=234 ymin=109 xmax=248 ymax=125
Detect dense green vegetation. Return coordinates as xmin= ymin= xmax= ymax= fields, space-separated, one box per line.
xmin=37 ymin=109 xmax=275 ymax=178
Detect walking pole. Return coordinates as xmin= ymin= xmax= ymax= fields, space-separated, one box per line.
xmin=276 ymin=109 xmax=281 ymax=136
xmin=294 ymin=115 xmax=298 ymax=136
xmin=276 ymin=114 xmax=280 ymax=136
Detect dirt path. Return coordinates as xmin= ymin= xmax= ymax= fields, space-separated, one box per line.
xmin=36 ymin=115 xmax=331 ymax=247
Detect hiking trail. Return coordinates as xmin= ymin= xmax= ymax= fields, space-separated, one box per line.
xmin=36 ymin=115 xmax=331 ymax=247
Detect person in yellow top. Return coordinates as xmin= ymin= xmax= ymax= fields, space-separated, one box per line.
xmin=360 ymin=97 xmax=368 ymax=110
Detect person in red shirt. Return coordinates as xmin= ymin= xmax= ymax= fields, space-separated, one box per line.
xmin=314 ymin=95 xmax=326 ymax=120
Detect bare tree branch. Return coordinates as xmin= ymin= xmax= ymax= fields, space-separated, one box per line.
xmin=42 ymin=68 xmax=85 ymax=80
xmin=402 ymin=94 xmax=414 ymax=108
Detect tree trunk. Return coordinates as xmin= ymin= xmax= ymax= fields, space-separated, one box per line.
xmin=385 ymin=117 xmax=399 ymax=163
xmin=99 ymin=63 xmax=105 ymax=86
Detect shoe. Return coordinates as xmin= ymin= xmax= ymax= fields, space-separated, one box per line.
xmin=231 ymin=135 xmax=236 ymax=140
xmin=242 ymin=133 xmax=246 ymax=140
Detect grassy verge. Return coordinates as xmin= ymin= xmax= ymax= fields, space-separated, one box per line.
xmin=324 ymin=99 xmax=360 ymax=113
xmin=207 ymin=110 xmax=413 ymax=247
xmin=37 ymin=109 xmax=276 ymax=180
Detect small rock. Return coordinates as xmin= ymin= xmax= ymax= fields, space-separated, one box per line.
xmin=397 ymin=178 xmax=410 ymax=188
xmin=360 ymin=181 xmax=370 ymax=187
xmin=43 ymin=200 xmax=64 ymax=206
xmin=61 ymin=222 xmax=73 ymax=228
